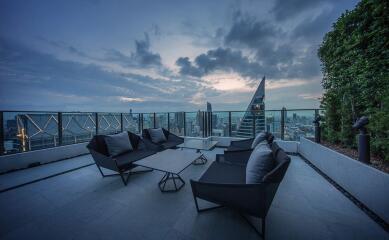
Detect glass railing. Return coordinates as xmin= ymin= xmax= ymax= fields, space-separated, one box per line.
xmin=0 ymin=109 xmax=322 ymax=155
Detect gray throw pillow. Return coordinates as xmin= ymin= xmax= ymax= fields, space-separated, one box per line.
xmin=246 ymin=143 xmax=274 ymax=183
xmin=148 ymin=128 xmax=167 ymax=143
xmin=104 ymin=132 xmax=133 ymax=157
xmin=251 ymin=132 xmax=267 ymax=149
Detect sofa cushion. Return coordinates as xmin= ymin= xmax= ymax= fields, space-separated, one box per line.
xmin=162 ymin=128 xmax=170 ymax=139
xmin=271 ymin=141 xmax=281 ymax=159
xmin=91 ymin=135 xmax=109 ymax=156
xmin=266 ymin=133 xmax=275 ymax=144
xmin=251 ymin=132 xmax=267 ymax=149
xmin=199 ymin=161 xmax=246 ymax=184
xmin=148 ymin=128 xmax=167 ymax=143
xmin=127 ymin=131 xmax=141 ymax=149
xmin=104 ymin=132 xmax=133 ymax=157
xmin=263 ymin=149 xmax=290 ymax=183
xmin=246 ymin=143 xmax=274 ymax=183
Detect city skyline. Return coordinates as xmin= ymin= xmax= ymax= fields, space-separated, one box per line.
xmin=0 ymin=0 xmax=358 ymax=112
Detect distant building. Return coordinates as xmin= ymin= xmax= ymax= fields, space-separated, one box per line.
xmin=236 ymin=76 xmax=266 ymax=138
xmin=206 ymin=102 xmax=212 ymax=112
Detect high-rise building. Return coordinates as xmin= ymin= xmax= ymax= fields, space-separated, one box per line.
xmin=206 ymin=102 xmax=212 ymax=112
xmin=236 ymin=76 xmax=266 ymax=138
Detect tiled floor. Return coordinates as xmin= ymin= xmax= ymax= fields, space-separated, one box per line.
xmin=0 ymin=148 xmax=387 ymax=240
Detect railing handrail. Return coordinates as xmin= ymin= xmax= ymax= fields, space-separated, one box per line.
xmin=1 ymin=108 xmax=323 ymax=156
xmin=0 ymin=108 xmax=323 ymax=114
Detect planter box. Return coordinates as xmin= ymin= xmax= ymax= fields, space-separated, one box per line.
xmin=298 ymin=137 xmax=389 ymax=223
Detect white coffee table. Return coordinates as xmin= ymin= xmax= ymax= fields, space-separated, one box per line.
xmin=178 ymin=138 xmax=218 ymax=165
xmin=134 ymin=149 xmax=201 ymax=192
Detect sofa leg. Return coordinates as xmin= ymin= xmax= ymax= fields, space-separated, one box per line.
xmin=197 ymin=204 xmax=224 ymax=213
xmin=96 ymin=165 xmax=105 ymax=177
xmin=240 ymin=214 xmax=265 ymax=239
xmin=262 ymin=218 xmax=266 ymax=239
xmin=193 ymin=197 xmax=223 ymax=212
xmin=119 ymin=172 xmax=128 ymax=186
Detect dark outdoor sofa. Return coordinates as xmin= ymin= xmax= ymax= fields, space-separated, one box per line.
xmin=226 ymin=132 xmax=274 ymax=152
xmin=142 ymin=128 xmax=184 ymax=151
xmin=190 ymin=142 xmax=290 ymax=239
xmin=218 ymin=133 xmax=275 ymax=165
xmin=87 ymin=131 xmax=155 ymax=185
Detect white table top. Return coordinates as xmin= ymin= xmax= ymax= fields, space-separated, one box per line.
xmin=134 ymin=149 xmax=201 ymax=174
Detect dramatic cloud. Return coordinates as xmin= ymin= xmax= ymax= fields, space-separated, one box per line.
xmin=176 ymin=47 xmax=263 ymax=80
xmin=176 ymin=7 xmax=333 ymax=81
xmin=271 ymin=0 xmax=327 ymax=21
xmin=224 ymin=11 xmax=279 ymax=49
xmin=104 ymin=33 xmax=162 ymax=68
xmin=133 ymin=33 xmax=162 ymax=66
xmin=0 ymin=39 xmax=200 ymax=111
xmin=0 ymin=0 xmax=358 ymax=110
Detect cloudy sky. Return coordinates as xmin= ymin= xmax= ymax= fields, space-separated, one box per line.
xmin=0 ymin=0 xmax=358 ymax=112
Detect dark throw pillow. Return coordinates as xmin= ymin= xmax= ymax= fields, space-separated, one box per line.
xmin=251 ymin=132 xmax=267 ymax=149
xmin=104 ymin=131 xmax=133 ymax=157
xmin=148 ymin=128 xmax=167 ymax=143
xmin=246 ymin=143 xmax=274 ymax=183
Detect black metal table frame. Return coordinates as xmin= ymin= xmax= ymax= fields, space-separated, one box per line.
xmin=192 ymin=149 xmax=208 ymax=165
xmin=158 ymin=172 xmax=185 ymax=192
xmin=136 ymin=158 xmax=196 ymax=193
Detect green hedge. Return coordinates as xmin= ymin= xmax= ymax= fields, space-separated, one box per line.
xmin=318 ymin=0 xmax=389 ymax=161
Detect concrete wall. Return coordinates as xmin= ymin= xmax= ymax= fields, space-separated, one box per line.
xmin=210 ymin=136 xmax=246 ymax=147
xmin=274 ymin=140 xmax=299 ymax=153
xmin=0 ymin=143 xmax=89 ymax=173
xmin=298 ymin=137 xmax=389 ymax=223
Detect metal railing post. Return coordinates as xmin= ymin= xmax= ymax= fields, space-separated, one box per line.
xmin=228 ymin=111 xmax=232 ymax=137
xmin=205 ymin=112 xmax=207 ymax=137
xmin=202 ymin=112 xmax=204 ymax=138
xmin=281 ymin=108 xmax=286 ymax=140
xmin=95 ymin=112 xmax=99 ymax=135
xmin=140 ymin=113 xmax=143 ymax=132
xmin=167 ymin=113 xmax=170 ymax=132
xmin=138 ymin=113 xmax=142 ymax=134
xmin=183 ymin=112 xmax=186 ymax=136
xmin=0 ymin=111 xmax=4 ymax=155
xmin=252 ymin=112 xmax=256 ymax=137
xmin=58 ymin=112 xmax=63 ymax=146
xmin=209 ymin=112 xmax=212 ymax=137
xmin=315 ymin=109 xmax=319 ymax=119
xmin=153 ymin=112 xmax=156 ymax=128
xmin=120 ymin=113 xmax=123 ymax=132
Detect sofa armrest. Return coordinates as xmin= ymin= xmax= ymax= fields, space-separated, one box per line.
xmin=230 ymin=138 xmax=253 ymax=148
xmin=89 ymin=149 xmax=119 ymax=171
xmin=168 ymin=132 xmax=184 ymax=143
xmin=190 ymin=180 xmax=267 ymax=217
xmin=221 ymin=150 xmax=252 ymax=166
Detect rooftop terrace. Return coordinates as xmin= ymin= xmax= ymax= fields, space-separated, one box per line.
xmin=0 ymin=146 xmax=387 ymax=240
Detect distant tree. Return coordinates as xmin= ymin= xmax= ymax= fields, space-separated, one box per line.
xmin=318 ymin=0 xmax=389 ymax=160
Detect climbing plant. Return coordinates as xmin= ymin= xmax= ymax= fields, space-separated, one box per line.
xmin=318 ymin=0 xmax=389 ymax=160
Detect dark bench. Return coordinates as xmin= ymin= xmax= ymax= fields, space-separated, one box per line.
xmin=142 ymin=128 xmax=184 ymax=151
xmin=87 ymin=131 xmax=155 ymax=185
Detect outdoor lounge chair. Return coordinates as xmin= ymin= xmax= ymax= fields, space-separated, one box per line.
xmin=217 ymin=140 xmax=280 ymax=166
xmin=142 ymin=128 xmax=184 ymax=151
xmin=226 ymin=132 xmax=274 ymax=152
xmin=190 ymin=142 xmax=290 ymax=239
xmin=87 ymin=131 xmax=155 ymax=185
